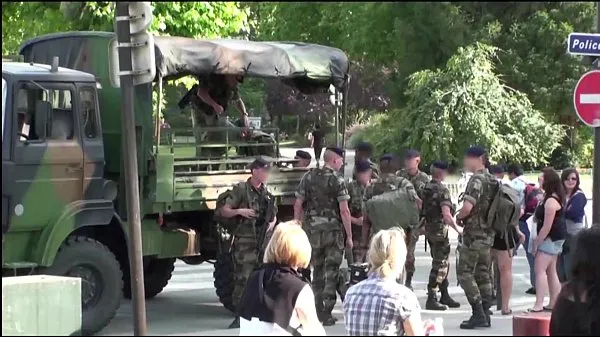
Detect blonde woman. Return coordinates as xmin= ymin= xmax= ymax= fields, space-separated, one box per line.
xmin=238 ymin=221 xmax=325 ymax=336
xmin=343 ymin=228 xmax=425 ymax=336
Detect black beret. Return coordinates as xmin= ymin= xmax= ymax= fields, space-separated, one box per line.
xmin=431 ymin=160 xmax=449 ymax=170
xmin=249 ymin=157 xmax=271 ymax=170
xmin=356 ymin=142 xmax=373 ymax=152
xmin=355 ymin=160 xmax=372 ymax=173
xmin=489 ymin=164 xmax=505 ymax=174
xmin=404 ymin=149 xmax=421 ymax=159
xmin=295 ymin=150 xmax=312 ymax=160
xmin=380 ymin=153 xmax=396 ymax=161
xmin=465 ymin=146 xmax=487 ymax=158
xmin=326 ymin=146 xmax=345 ymax=157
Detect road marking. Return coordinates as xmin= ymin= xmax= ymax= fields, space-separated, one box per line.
xmin=580 ymin=93 xmax=600 ymax=104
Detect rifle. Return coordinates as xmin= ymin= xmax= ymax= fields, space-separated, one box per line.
xmin=256 ymin=196 xmax=276 ymax=262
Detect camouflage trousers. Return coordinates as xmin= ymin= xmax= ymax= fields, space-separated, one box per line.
xmin=351 ymin=224 xmax=367 ymax=263
xmin=457 ymin=238 xmax=493 ymax=304
xmin=426 ymin=236 xmax=451 ymax=291
xmin=306 ymin=227 xmax=344 ymax=315
xmin=404 ymin=227 xmax=419 ymax=276
xmin=231 ymin=236 xmax=260 ymax=308
xmin=191 ymin=109 xmax=241 ymax=158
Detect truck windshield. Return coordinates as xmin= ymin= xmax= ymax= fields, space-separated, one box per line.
xmin=2 ymin=78 xmax=6 ymax=142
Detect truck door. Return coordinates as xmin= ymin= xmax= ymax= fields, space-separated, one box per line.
xmin=78 ymin=85 xmax=105 ymax=201
xmin=10 ymin=82 xmax=84 ymax=232
xmin=2 ymin=77 xmax=10 ymax=235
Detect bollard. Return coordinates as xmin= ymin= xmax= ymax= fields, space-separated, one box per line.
xmin=513 ymin=312 xmax=551 ymax=336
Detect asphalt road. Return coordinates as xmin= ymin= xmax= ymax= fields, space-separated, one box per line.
xmin=99 ymin=147 xmax=593 ymax=336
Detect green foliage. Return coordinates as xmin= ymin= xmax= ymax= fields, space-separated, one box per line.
xmin=364 ymin=43 xmax=564 ymax=165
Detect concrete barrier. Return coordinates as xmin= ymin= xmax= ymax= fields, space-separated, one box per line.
xmin=2 ymin=275 xmax=81 ymax=336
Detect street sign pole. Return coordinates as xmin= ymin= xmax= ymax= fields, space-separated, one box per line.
xmin=593 ymin=2 xmax=600 ymax=226
xmin=115 ymin=2 xmax=148 ymax=335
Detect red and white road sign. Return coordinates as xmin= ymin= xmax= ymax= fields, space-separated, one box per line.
xmin=573 ymin=70 xmax=600 ymax=127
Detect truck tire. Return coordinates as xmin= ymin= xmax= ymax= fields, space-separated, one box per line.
xmin=123 ymin=257 xmax=175 ymax=299
xmin=213 ymin=253 xmax=235 ymax=313
xmin=41 ymin=236 xmax=122 ymax=336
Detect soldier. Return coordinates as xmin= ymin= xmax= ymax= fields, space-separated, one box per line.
xmin=293 ymin=150 xmax=312 ymax=168
xmin=455 ymin=146 xmax=496 ymax=329
xmin=361 ymin=153 xmax=420 ymax=252
xmin=397 ymin=149 xmax=430 ymax=290
xmin=422 ymin=160 xmax=462 ymax=311
xmin=348 ymin=160 xmax=372 ymax=263
xmin=217 ymin=157 xmax=278 ymax=329
xmin=293 ymin=147 xmax=352 ymax=326
xmin=353 ymin=142 xmax=379 ymax=179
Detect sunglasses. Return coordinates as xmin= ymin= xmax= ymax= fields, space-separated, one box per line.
xmin=565 ymin=177 xmax=578 ymax=182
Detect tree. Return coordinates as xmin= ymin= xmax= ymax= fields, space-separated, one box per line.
xmin=363 ymin=43 xmax=564 ymax=166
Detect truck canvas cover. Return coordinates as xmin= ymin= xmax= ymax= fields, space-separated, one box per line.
xmin=19 ymin=32 xmax=350 ymax=93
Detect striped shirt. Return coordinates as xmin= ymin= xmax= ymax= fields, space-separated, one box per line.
xmin=343 ymin=274 xmax=421 ymax=336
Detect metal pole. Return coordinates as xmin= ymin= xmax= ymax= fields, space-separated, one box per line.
xmin=593 ymin=2 xmax=600 ymax=227
xmin=115 ymin=2 xmax=148 ymax=335
xmin=334 ymin=90 xmax=340 ymax=147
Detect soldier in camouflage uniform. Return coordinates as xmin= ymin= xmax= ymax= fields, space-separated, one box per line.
xmin=294 ymin=147 xmax=352 ymax=326
xmin=353 ymin=142 xmax=379 ymax=180
xmin=455 ymin=146 xmax=495 ymax=330
xmin=218 ymin=158 xmax=278 ymax=329
xmin=397 ymin=149 xmax=429 ymax=290
xmin=348 ymin=160 xmax=372 ymax=263
xmin=361 ymin=154 xmax=419 ymax=252
xmin=422 ymin=161 xmax=461 ymax=311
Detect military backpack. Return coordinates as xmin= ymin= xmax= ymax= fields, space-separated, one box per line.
xmin=365 ymin=187 xmax=420 ymax=232
xmin=214 ymin=182 xmax=250 ymax=233
xmin=486 ymin=179 xmax=520 ymax=235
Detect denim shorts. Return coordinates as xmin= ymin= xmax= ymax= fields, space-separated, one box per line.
xmin=537 ymin=238 xmax=565 ymax=256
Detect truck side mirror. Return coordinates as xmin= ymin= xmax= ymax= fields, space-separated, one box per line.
xmin=34 ymin=100 xmax=51 ymax=139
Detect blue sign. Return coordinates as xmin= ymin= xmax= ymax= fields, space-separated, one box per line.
xmin=568 ymin=33 xmax=600 ymax=57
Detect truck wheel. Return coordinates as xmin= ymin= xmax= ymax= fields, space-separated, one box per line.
xmin=213 ymin=253 xmax=235 ymax=313
xmin=123 ymin=257 xmax=175 ymax=299
xmin=41 ymin=236 xmax=122 ymax=336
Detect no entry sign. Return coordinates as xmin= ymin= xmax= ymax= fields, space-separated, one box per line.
xmin=573 ymin=70 xmax=600 ymax=127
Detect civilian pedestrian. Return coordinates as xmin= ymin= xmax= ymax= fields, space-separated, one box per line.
xmin=529 ymin=167 xmax=567 ymax=312
xmin=343 ymin=228 xmax=425 ymax=336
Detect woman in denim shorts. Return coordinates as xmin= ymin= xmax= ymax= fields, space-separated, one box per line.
xmin=529 ymin=168 xmax=567 ymax=313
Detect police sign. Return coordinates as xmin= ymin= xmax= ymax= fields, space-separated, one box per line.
xmin=567 ymin=33 xmax=600 ymax=57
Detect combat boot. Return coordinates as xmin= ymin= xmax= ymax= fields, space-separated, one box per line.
xmin=482 ymin=299 xmax=494 ymax=316
xmin=459 ymin=301 xmax=491 ymax=329
xmin=404 ymin=272 xmax=414 ymax=290
xmin=425 ymin=289 xmax=448 ymax=311
xmin=439 ymin=278 xmax=460 ymax=308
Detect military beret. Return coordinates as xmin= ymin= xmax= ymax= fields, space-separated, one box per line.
xmin=404 ymin=149 xmax=421 ymax=159
xmin=355 ymin=159 xmax=372 ymax=173
xmin=356 ymin=142 xmax=373 ymax=152
xmin=295 ymin=150 xmax=312 ymax=160
xmin=431 ymin=160 xmax=449 ymax=170
xmin=465 ymin=146 xmax=487 ymax=158
xmin=326 ymin=146 xmax=345 ymax=158
xmin=489 ymin=164 xmax=505 ymax=174
xmin=380 ymin=153 xmax=397 ymax=161
xmin=249 ymin=157 xmax=271 ymax=170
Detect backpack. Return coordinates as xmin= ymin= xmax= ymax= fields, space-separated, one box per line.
xmin=214 ymin=182 xmax=249 ymax=232
xmin=523 ymin=183 xmax=543 ymax=216
xmin=365 ymin=187 xmax=420 ymax=232
xmin=486 ymin=180 xmax=520 ymax=235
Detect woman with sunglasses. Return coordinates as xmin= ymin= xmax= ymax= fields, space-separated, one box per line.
xmin=557 ymin=168 xmax=588 ymax=283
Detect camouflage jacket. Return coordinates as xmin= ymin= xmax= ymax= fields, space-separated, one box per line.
xmin=353 ymin=159 xmax=380 ymax=180
xmin=348 ymin=181 xmax=367 ymax=217
xmin=460 ymin=169 xmax=495 ymax=243
xmin=224 ymin=179 xmax=277 ymax=238
xmin=363 ymin=173 xmax=417 ymax=204
xmin=422 ymin=180 xmax=454 ymax=238
xmin=397 ymin=169 xmax=430 ymax=199
xmin=296 ymin=166 xmax=350 ymax=224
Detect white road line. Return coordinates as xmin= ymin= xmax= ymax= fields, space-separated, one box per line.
xmin=580 ymin=93 xmax=600 ymax=104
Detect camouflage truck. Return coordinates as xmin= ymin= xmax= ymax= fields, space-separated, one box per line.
xmin=2 ymin=32 xmax=350 ymax=335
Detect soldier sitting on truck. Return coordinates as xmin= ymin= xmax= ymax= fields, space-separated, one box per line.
xmin=215 ymin=157 xmax=278 ymax=329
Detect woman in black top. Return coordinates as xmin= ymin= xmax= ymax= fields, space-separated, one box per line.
xmin=550 ymin=227 xmax=600 ymax=335
xmin=309 ymin=124 xmax=324 ymax=168
xmin=238 ymin=221 xmax=325 ymax=336
xmin=529 ymin=167 xmax=567 ymax=312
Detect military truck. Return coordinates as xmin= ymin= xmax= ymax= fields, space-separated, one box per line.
xmin=2 ymin=31 xmax=350 ymax=335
